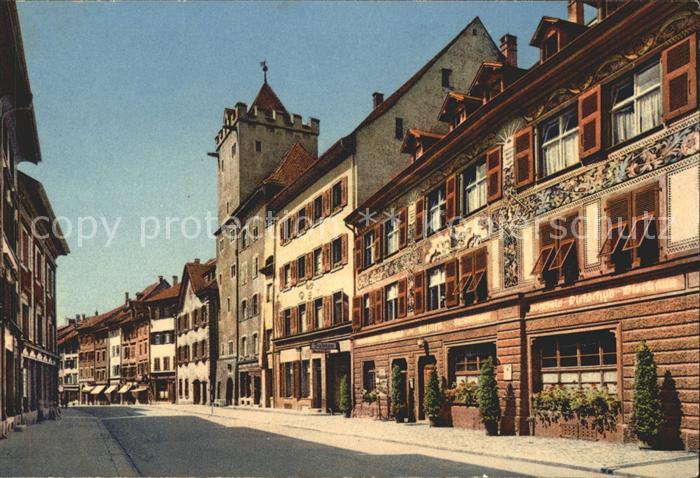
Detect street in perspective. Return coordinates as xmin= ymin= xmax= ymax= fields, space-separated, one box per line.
xmin=1 ymin=1 xmax=699 ymax=477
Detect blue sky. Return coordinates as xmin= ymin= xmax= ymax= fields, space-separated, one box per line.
xmin=17 ymin=1 xmax=571 ymax=324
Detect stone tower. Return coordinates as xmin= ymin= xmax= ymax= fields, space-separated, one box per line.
xmin=214 ymin=80 xmax=320 ymax=224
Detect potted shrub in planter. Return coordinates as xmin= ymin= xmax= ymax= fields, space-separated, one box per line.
xmin=477 ymin=356 xmax=500 ymax=435
xmin=391 ymin=365 xmax=407 ymax=423
xmin=445 ymin=381 xmax=480 ymax=429
xmin=339 ymin=375 xmax=352 ymax=418
xmin=631 ymin=341 xmax=663 ymax=448
xmin=424 ymin=369 xmax=442 ymax=427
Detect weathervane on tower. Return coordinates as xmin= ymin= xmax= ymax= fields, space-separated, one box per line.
xmin=260 ymin=59 xmax=268 ymax=84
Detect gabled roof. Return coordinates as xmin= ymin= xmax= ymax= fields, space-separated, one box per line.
xmin=530 ymin=16 xmax=588 ymax=47
xmin=76 ymin=306 xmax=122 ymax=332
xmin=400 ymin=129 xmax=445 ymax=154
xmin=250 ymin=82 xmax=288 ymax=115
xmin=263 ymin=143 xmax=317 ymax=188
xmin=468 ymin=61 xmax=527 ymax=97
xmin=145 ymin=283 xmax=182 ymax=303
xmin=177 ymin=259 xmax=218 ymax=310
xmin=438 ymin=91 xmax=482 ymax=123
xmin=353 ymin=16 xmax=499 ymax=133
xmin=57 ymin=323 xmax=78 ymax=346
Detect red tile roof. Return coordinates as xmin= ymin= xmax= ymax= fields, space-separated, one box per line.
xmin=145 ymin=283 xmax=182 ymax=302
xmin=264 ymin=143 xmax=317 ymax=188
xmin=250 ymin=82 xmax=288 ymax=114
xmin=183 ymin=260 xmax=217 ymax=296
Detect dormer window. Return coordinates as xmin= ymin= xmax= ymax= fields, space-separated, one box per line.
xmin=542 ymin=33 xmax=559 ymax=61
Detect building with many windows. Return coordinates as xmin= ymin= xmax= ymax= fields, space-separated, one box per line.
xmin=145 ymin=279 xmax=179 ymax=403
xmin=57 ymin=319 xmax=79 ymax=406
xmin=347 ymin=0 xmax=699 ymax=450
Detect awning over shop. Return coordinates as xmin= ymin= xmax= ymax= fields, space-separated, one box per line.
xmin=104 ymin=385 xmax=118 ymax=394
xmin=132 ymin=386 xmax=149 ymax=393
xmin=118 ymin=384 xmax=132 ymax=394
xmin=81 ymin=386 xmax=94 ymax=394
xmin=90 ymin=385 xmax=105 ymax=395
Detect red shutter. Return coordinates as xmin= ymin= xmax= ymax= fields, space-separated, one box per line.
xmin=373 ymin=223 xmax=382 ymax=262
xmin=445 ymin=175 xmax=457 ymax=223
xmin=445 ymin=258 xmax=459 ymax=307
xmin=293 ymin=361 xmax=301 ymax=399
xmin=415 ymin=198 xmax=425 ymax=241
xmin=341 ymin=234 xmax=348 ymax=265
xmin=276 ymin=311 xmax=284 ymax=338
xmin=352 ymin=296 xmax=362 ymax=331
xmin=323 ymin=189 xmax=331 ymax=217
xmin=354 ymin=235 xmax=363 ymax=271
xmin=340 ymin=176 xmax=348 ymax=207
xmin=322 ymin=243 xmax=331 ymax=272
xmin=278 ymin=266 xmax=285 ymax=289
xmin=307 ymin=301 xmax=315 ymax=331
xmin=578 ymin=85 xmax=602 ymax=160
xmin=279 ymin=362 xmax=285 ymax=397
xmin=373 ymin=288 xmax=384 ymax=324
xmin=662 ymin=33 xmax=697 ymax=122
xmin=323 ymin=296 xmax=332 ymax=328
xmin=342 ymin=293 xmax=349 ymax=323
xmin=291 ymin=307 xmax=298 ymax=335
xmin=486 ymin=145 xmax=502 ymax=202
xmin=306 ymin=202 xmax=313 ymax=227
xmin=290 ymin=260 xmax=297 ymax=286
xmin=397 ymin=278 xmax=407 ymax=318
xmin=398 ymin=208 xmax=407 ymax=249
xmin=413 ymin=271 xmax=425 ymax=315
xmin=514 ymin=126 xmax=535 ymax=189
xmin=459 ymin=253 xmax=475 ymax=303
xmin=305 ymin=252 xmax=312 ymax=279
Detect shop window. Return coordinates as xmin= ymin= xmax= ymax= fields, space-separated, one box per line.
xmin=532 ymin=213 xmax=579 ymax=287
xmin=462 ymin=158 xmax=487 ymax=215
xmin=427 ymin=265 xmax=446 ymax=311
xmin=284 ymin=363 xmax=293 ymax=398
xmin=449 ymin=343 xmax=496 ymax=385
xmin=300 ymin=360 xmax=310 ymax=398
xmin=600 ymin=184 xmax=659 ymax=271
xmin=610 ymin=62 xmax=661 ymax=146
xmin=363 ymin=361 xmax=376 ymax=392
xmin=384 ymin=283 xmax=398 ymax=321
xmin=427 ymin=185 xmax=446 ymax=235
xmin=540 ymin=109 xmax=578 ymax=177
xmin=536 ymin=330 xmax=618 ymax=392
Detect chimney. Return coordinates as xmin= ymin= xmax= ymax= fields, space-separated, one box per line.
xmin=500 ymin=34 xmax=518 ymax=68
xmin=372 ymin=92 xmax=384 ymax=109
xmin=172 ymin=275 xmax=178 ymax=285
xmin=82 ymin=314 xmax=86 ymax=321
xmin=568 ymin=0 xmax=584 ymax=25
xmin=75 ymin=314 xmax=80 ymax=321
xmin=125 ymin=292 xmax=130 ymax=303
xmin=194 ymin=258 xmax=201 ymax=264
xmin=158 ymin=275 xmax=163 ymax=282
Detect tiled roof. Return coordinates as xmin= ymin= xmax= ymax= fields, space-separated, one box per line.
xmin=250 ymin=82 xmax=288 ymax=114
xmin=145 ymin=283 xmax=181 ymax=302
xmin=184 ymin=260 xmax=217 ymax=296
xmin=57 ymin=324 xmax=78 ymax=345
xmin=76 ymin=306 xmax=122 ymax=331
xmin=264 ymin=143 xmax=317 ymax=188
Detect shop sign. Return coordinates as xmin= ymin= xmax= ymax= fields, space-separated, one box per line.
xmin=311 ymin=341 xmax=339 ymax=353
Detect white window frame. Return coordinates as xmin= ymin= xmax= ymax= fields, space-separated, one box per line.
xmin=427 ymin=186 xmax=446 ymax=235
xmin=540 ymin=110 xmax=579 ymax=177
xmin=463 ymin=158 xmax=487 ymax=214
xmin=427 ymin=266 xmax=446 ymax=311
xmin=385 ymin=283 xmax=398 ymax=321
xmin=610 ymin=61 xmax=661 ymax=146
xmin=384 ymin=219 xmax=399 ymax=256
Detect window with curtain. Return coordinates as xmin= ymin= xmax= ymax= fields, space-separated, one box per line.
xmin=384 ymin=218 xmax=399 ymax=256
xmin=462 ymin=158 xmax=487 ymax=214
xmin=540 ymin=110 xmax=578 ymax=177
xmin=385 ymin=283 xmax=398 ymax=320
xmin=364 ymin=230 xmax=375 ymax=266
xmin=427 ymin=266 xmax=446 ymax=311
xmin=427 ymin=185 xmax=446 ymax=235
xmin=611 ymin=62 xmax=661 ymax=145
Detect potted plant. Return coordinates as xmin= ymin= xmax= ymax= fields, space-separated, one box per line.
xmin=338 ymin=375 xmax=352 ymax=418
xmin=391 ymin=365 xmax=407 ymax=423
xmin=477 ymin=356 xmax=500 ymax=435
xmin=631 ymin=341 xmax=663 ymax=448
xmin=423 ymin=369 xmax=442 ymax=427
xmin=445 ymin=381 xmax=480 ymax=429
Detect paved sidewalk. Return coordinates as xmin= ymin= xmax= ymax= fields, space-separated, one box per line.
xmin=154 ymin=403 xmax=699 ymax=478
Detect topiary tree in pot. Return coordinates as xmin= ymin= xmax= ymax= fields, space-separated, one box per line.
xmin=477 ymin=356 xmax=500 ymax=435
xmin=391 ymin=365 xmax=407 ymax=423
xmin=339 ymin=375 xmax=352 ymax=418
xmin=424 ymin=369 xmax=442 ymax=427
xmin=631 ymin=341 xmax=663 ymax=448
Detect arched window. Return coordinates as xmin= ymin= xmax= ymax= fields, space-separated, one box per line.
xmin=251 ymin=334 xmax=258 ymax=355
xmin=240 ymin=336 xmax=247 ymax=357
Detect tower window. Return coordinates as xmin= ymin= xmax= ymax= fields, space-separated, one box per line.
xmin=395 ymin=118 xmax=404 ymax=140
xmin=441 ymin=68 xmax=452 ymax=88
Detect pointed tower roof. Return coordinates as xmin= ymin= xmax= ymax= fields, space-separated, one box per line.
xmin=250 ymin=82 xmax=288 ymax=115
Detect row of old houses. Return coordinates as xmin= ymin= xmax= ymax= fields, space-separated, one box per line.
xmin=58 ymin=0 xmax=699 ymax=453
xmin=204 ymin=0 xmax=699 ymax=452
xmin=1 ymin=1 xmax=71 ymax=438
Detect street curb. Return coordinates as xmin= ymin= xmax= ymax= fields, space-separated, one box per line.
xmin=156 ymin=404 xmax=700 ymax=477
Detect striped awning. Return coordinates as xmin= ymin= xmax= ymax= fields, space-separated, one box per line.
xmin=90 ymin=385 xmax=105 ymax=395
xmin=132 ymin=386 xmax=149 ymax=393
xmin=104 ymin=385 xmax=118 ymax=394
xmin=81 ymin=385 xmax=94 ymax=393
xmin=118 ymin=384 xmax=132 ymax=394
